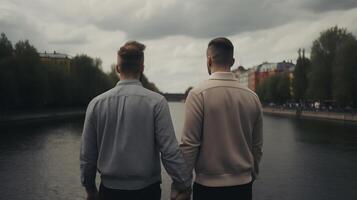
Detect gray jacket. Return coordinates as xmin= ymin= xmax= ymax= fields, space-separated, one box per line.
xmin=80 ymin=80 xmax=191 ymax=191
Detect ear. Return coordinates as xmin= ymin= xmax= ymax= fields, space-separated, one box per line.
xmin=231 ymin=58 xmax=235 ymax=67
xmin=207 ymin=56 xmax=212 ymax=75
xmin=140 ymin=64 xmax=145 ymax=73
xmin=207 ymin=56 xmax=213 ymax=67
xmin=116 ymin=64 xmax=121 ymax=74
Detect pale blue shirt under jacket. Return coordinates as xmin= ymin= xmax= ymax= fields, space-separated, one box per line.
xmin=80 ymin=79 xmax=191 ymax=191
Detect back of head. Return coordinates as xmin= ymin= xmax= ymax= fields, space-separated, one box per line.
xmin=207 ymin=37 xmax=234 ymax=66
xmin=117 ymin=41 xmax=146 ymax=76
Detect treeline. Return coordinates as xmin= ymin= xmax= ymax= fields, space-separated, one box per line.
xmin=256 ymin=73 xmax=291 ymax=104
xmin=0 ymin=33 xmax=160 ymax=112
xmin=257 ymin=26 xmax=357 ymax=107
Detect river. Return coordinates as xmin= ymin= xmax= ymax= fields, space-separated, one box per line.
xmin=0 ymin=102 xmax=356 ymax=200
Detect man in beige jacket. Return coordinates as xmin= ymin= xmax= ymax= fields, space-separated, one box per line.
xmin=180 ymin=37 xmax=263 ymax=200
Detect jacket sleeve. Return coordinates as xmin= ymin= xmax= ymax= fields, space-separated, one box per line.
xmin=180 ymin=91 xmax=203 ymax=177
xmin=154 ymin=97 xmax=192 ymax=190
xmin=252 ymin=99 xmax=263 ymax=179
xmin=80 ymin=101 xmax=98 ymax=192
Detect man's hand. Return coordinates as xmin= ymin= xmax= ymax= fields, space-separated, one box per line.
xmin=86 ymin=187 xmax=98 ymax=200
xmin=171 ymin=182 xmax=191 ymax=200
xmin=171 ymin=189 xmax=191 ymax=200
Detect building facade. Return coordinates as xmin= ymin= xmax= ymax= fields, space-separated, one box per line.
xmin=248 ymin=66 xmax=258 ymax=91
xmin=244 ymin=61 xmax=295 ymax=92
xmin=39 ymin=51 xmax=71 ymax=67
xmin=232 ymin=66 xmax=249 ymax=88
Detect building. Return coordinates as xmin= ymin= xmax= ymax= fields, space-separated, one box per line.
xmin=255 ymin=62 xmax=278 ymax=87
xmin=232 ymin=66 xmax=244 ymax=78
xmin=248 ymin=66 xmax=258 ymax=91
xmin=247 ymin=61 xmax=295 ymax=92
xmin=276 ymin=61 xmax=295 ymax=73
xmin=238 ymin=70 xmax=249 ymax=88
xmin=232 ymin=66 xmax=249 ymax=88
xmin=39 ymin=51 xmax=71 ymax=67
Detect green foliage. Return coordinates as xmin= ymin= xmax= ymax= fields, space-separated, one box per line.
xmin=256 ymin=73 xmax=291 ymax=104
xmin=0 ymin=38 xmax=47 ymax=109
xmin=332 ymin=39 xmax=357 ymax=106
xmin=107 ymin=64 xmax=161 ymax=93
xmin=307 ymin=26 xmax=357 ymax=105
xmin=69 ymin=55 xmax=113 ymax=106
xmin=108 ymin=64 xmax=119 ymax=83
xmin=0 ymin=33 xmax=161 ymax=111
xmin=256 ymin=82 xmax=268 ymax=103
xmin=0 ymin=33 xmax=13 ymax=59
xmin=141 ymin=74 xmax=161 ymax=93
xmin=292 ymin=57 xmax=310 ymax=101
xmin=276 ymin=74 xmax=291 ymax=103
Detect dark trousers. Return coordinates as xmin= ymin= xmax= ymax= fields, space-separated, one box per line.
xmin=193 ymin=182 xmax=252 ymax=200
xmin=99 ymin=182 xmax=161 ymax=200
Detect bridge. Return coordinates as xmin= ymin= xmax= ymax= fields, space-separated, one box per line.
xmin=163 ymin=93 xmax=186 ymax=102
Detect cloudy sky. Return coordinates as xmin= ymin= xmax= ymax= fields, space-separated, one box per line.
xmin=1 ymin=0 xmax=357 ymax=92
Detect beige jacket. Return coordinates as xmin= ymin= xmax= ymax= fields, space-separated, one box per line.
xmin=181 ymin=72 xmax=263 ymax=187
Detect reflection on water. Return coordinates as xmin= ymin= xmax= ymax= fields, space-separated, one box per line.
xmin=0 ymin=103 xmax=357 ymax=200
xmin=0 ymin=120 xmax=85 ymax=200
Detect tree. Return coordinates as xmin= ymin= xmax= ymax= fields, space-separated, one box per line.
xmin=70 ymin=55 xmax=112 ymax=105
xmin=256 ymin=80 xmax=269 ymax=103
xmin=276 ymin=73 xmax=291 ymax=104
xmin=332 ymin=38 xmax=357 ymax=106
xmin=0 ymin=33 xmax=15 ymax=110
xmin=140 ymin=74 xmax=161 ymax=93
xmin=13 ymin=40 xmax=46 ymax=108
xmin=307 ymin=26 xmax=356 ymax=102
xmin=0 ymin=33 xmax=13 ymax=60
xmin=293 ymin=55 xmax=310 ymax=102
xmin=0 ymin=35 xmax=163 ymax=111
xmin=108 ymin=64 xmax=119 ymax=84
xmin=256 ymin=73 xmax=291 ymax=104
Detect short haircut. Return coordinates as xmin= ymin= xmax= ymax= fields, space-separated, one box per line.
xmin=117 ymin=41 xmax=146 ymax=75
xmin=207 ymin=37 xmax=234 ymax=66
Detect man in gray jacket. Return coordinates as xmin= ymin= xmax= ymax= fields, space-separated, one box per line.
xmin=181 ymin=37 xmax=263 ymax=200
xmin=80 ymin=41 xmax=191 ymax=200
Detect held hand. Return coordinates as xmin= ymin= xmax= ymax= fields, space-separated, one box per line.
xmin=86 ymin=188 xmax=98 ymax=200
xmin=171 ymin=186 xmax=191 ymax=200
xmin=171 ymin=190 xmax=191 ymax=200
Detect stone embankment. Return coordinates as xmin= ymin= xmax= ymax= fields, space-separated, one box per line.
xmin=263 ymin=107 xmax=357 ymax=123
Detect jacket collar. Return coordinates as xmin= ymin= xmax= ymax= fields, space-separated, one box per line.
xmin=116 ymin=79 xmax=142 ymax=86
xmin=209 ymin=72 xmax=237 ymax=81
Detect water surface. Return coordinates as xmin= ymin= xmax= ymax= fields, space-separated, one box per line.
xmin=0 ymin=102 xmax=357 ymax=199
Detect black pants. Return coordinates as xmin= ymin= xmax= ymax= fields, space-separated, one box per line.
xmin=193 ymin=182 xmax=252 ymax=200
xmin=99 ymin=182 xmax=161 ymax=200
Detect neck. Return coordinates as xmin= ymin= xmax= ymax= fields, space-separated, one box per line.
xmin=210 ymin=65 xmax=231 ymax=73
xmin=119 ymin=73 xmax=140 ymax=81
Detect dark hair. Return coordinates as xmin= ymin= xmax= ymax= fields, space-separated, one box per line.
xmin=207 ymin=37 xmax=234 ymax=66
xmin=117 ymin=41 xmax=146 ymax=75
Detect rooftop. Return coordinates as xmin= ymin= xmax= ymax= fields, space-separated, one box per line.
xmin=39 ymin=51 xmax=71 ymax=59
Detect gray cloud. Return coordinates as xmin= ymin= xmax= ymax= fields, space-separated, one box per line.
xmin=4 ymin=0 xmax=357 ymax=40
xmin=48 ymin=35 xmax=89 ymax=45
xmin=0 ymin=2 xmax=45 ymax=48
xmin=301 ymin=0 xmax=357 ymax=12
xmin=1 ymin=0 xmax=357 ymax=92
xmin=91 ymin=0 xmax=357 ymax=39
xmin=94 ymin=0 xmax=298 ymax=39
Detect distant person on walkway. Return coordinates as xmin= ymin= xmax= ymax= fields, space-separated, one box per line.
xmin=180 ymin=37 xmax=263 ymax=200
xmin=80 ymin=41 xmax=192 ymax=200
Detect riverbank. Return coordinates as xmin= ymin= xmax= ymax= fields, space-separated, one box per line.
xmin=2 ymin=107 xmax=356 ymax=125
xmin=263 ymin=107 xmax=357 ymax=123
xmin=0 ymin=109 xmax=85 ymax=125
